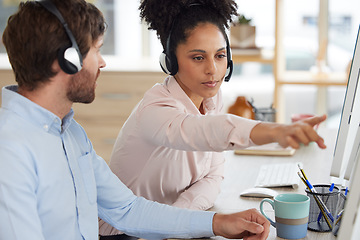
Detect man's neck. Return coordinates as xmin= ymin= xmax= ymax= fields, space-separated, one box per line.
xmin=18 ymin=83 xmax=72 ymax=120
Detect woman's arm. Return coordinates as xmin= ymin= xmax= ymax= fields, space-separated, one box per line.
xmin=138 ymin=100 xmax=258 ymax=152
xmin=172 ymin=152 xmax=225 ymax=210
xmin=250 ymin=114 xmax=327 ymax=149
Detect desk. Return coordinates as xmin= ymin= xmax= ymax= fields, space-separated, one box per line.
xmin=209 ymin=127 xmax=337 ymax=240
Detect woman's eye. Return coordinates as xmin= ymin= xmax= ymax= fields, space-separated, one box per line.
xmin=193 ymin=56 xmax=204 ymax=61
xmin=217 ymin=54 xmax=226 ymax=59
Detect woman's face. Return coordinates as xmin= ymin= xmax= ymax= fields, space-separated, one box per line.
xmin=174 ymin=23 xmax=228 ymax=109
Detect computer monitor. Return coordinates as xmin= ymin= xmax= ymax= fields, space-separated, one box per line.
xmin=336 ymin=140 xmax=360 ymax=239
xmin=344 ymin=122 xmax=360 ymax=180
xmin=328 ymin=25 xmax=360 ymax=238
xmin=330 ymin=24 xmax=360 ymax=184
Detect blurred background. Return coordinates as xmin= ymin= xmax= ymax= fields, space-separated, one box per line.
xmin=1 ymin=0 xmax=359 ymax=161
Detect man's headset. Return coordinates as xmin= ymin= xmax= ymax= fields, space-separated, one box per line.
xmin=159 ymin=7 xmax=233 ymax=82
xmin=37 ymin=0 xmax=83 ymax=74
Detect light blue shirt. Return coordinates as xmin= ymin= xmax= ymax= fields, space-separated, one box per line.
xmin=0 ymin=85 xmax=215 ymax=240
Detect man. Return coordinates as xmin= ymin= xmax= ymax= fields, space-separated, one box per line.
xmin=0 ymin=1 xmax=270 ymax=239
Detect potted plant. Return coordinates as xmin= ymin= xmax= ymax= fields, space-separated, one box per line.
xmin=230 ymin=14 xmax=257 ymax=49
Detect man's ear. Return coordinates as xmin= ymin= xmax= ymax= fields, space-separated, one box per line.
xmin=50 ymin=59 xmax=72 ymax=85
xmin=51 ymin=59 xmax=62 ymax=73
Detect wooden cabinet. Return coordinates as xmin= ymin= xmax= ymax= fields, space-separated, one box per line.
xmin=72 ymin=71 xmax=165 ymax=163
xmin=0 ymin=70 xmax=16 ymax=91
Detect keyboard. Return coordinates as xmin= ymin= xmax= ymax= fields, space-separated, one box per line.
xmin=254 ymin=162 xmax=302 ymax=189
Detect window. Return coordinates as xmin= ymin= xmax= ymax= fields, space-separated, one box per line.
xmin=0 ymin=0 xmax=118 ymax=55
xmin=0 ymin=0 xmax=162 ymax=62
xmin=0 ymin=0 xmax=17 ymax=54
xmin=328 ymin=0 xmax=360 ymax=72
xmin=1 ymin=0 xmax=358 ymax=70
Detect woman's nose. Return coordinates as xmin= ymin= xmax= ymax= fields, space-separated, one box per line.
xmin=205 ymin=58 xmax=216 ymax=75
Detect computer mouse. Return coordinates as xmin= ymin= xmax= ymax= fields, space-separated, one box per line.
xmin=240 ymin=187 xmax=278 ymax=198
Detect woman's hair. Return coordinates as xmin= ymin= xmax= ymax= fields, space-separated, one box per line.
xmin=2 ymin=0 xmax=106 ymax=91
xmin=139 ymin=0 xmax=238 ymax=52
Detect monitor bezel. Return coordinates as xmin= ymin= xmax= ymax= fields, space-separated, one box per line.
xmin=330 ymin=25 xmax=360 ymax=181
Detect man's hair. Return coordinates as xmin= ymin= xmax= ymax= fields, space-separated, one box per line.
xmin=2 ymin=0 xmax=106 ymax=91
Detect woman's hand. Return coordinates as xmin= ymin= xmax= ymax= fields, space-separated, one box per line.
xmin=250 ymin=114 xmax=327 ymax=149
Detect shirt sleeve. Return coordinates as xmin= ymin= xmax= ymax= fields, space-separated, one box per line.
xmin=172 ymin=152 xmax=225 ymax=211
xmin=94 ymin=156 xmax=216 ymax=239
xmin=137 ymin=96 xmax=260 ymax=152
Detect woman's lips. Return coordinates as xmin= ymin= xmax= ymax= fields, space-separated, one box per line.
xmin=202 ymin=81 xmax=218 ymax=88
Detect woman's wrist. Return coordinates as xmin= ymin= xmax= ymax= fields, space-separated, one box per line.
xmin=250 ymin=122 xmax=280 ymax=145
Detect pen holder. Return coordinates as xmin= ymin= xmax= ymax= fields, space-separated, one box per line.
xmin=305 ymin=184 xmax=339 ymax=232
xmin=332 ymin=189 xmax=348 ymax=236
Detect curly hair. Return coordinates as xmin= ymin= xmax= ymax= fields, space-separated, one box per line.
xmin=139 ymin=0 xmax=238 ymax=50
xmin=2 ymin=0 xmax=106 ymax=91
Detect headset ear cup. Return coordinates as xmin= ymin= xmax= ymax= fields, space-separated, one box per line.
xmin=159 ymin=51 xmax=171 ymax=75
xmin=58 ymin=46 xmax=79 ymax=74
xmin=37 ymin=0 xmax=82 ymax=74
xmin=225 ymin=60 xmax=233 ymax=82
xmin=169 ymin=53 xmax=178 ymax=75
xmin=224 ymin=39 xmax=233 ymax=82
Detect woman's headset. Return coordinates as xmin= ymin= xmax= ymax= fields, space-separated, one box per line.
xmin=159 ymin=6 xmax=233 ymax=82
xmin=37 ymin=0 xmax=83 ymax=74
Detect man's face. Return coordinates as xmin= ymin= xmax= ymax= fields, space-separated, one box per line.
xmin=67 ymin=36 xmax=106 ymax=103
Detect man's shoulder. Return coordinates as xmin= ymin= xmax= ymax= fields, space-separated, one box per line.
xmin=0 ymin=108 xmax=25 ymax=133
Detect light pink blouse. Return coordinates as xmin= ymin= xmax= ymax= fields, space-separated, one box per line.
xmin=99 ymin=76 xmax=259 ymax=235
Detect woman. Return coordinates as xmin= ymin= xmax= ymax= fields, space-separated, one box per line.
xmin=99 ymin=0 xmax=326 ymax=237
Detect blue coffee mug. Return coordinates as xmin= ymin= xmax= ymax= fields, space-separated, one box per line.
xmin=260 ymin=193 xmax=310 ymax=239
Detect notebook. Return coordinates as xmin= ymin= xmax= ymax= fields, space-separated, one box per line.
xmin=234 ymin=143 xmax=296 ymax=156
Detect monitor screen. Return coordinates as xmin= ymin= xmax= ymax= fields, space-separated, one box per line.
xmin=330 ymin=25 xmax=360 ymax=182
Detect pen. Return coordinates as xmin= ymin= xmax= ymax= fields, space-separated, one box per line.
xmin=304 ymin=173 xmax=334 ymax=222
xmin=298 ymin=163 xmax=308 ymax=180
xmin=298 ymin=172 xmax=309 ymax=190
xmin=335 ymin=187 xmax=349 ymax=225
xmin=297 ymin=166 xmax=334 ymax=228
xmin=305 ymin=179 xmax=317 ymax=193
xmin=297 ymin=172 xmax=332 ymax=229
xmin=336 ymin=209 xmax=344 ymax=219
xmin=317 ymin=183 xmax=334 ymax=222
xmin=335 ymin=208 xmax=345 ymax=226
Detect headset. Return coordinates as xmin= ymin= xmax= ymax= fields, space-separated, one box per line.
xmin=159 ymin=7 xmax=233 ymax=82
xmin=37 ymin=0 xmax=83 ymax=74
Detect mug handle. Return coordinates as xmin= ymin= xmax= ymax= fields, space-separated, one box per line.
xmin=260 ymin=198 xmax=276 ymax=227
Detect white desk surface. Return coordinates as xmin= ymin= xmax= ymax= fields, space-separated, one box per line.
xmin=208 ymin=127 xmax=337 ymax=240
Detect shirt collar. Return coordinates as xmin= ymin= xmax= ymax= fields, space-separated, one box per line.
xmin=165 ymin=76 xmax=216 ymax=114
xmin=2 ymin=85 xmax=74 ymax=135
